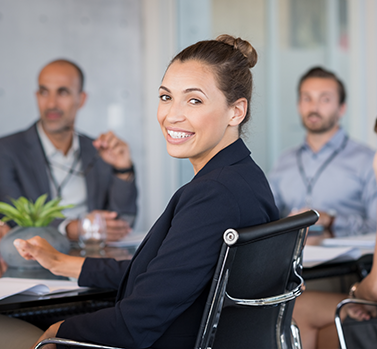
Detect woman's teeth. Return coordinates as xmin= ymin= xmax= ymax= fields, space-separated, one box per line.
xmin=167 ymin=130 xmax=192 ymax=139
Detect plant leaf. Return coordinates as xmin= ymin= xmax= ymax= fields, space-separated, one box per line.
xmin=0 ymin=194 xmax=75 ymax=227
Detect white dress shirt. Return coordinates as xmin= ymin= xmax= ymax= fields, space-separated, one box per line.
xmin=37 ymin=122 xmax=88 ymax=233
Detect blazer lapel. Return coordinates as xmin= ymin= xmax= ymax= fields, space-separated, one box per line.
xmin=24 ymin=124 xmax=52 ymax=199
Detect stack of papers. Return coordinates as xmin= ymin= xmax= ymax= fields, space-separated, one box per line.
xmin=0 ymin=277 xmax=87 ymax=301
xmin=303 ymin=246 xmax=362 ymax=268
xmin=303 ymin=233 xmax=376 ymax=268
xmin=322 ymin=233 xmax=376 ymax=249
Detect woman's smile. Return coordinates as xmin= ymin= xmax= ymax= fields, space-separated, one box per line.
xmin=166 ymin=128 xmax=195 ymax=143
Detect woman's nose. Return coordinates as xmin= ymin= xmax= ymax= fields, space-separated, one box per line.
xmin=165 ymin=102 xmax=186 ymax=123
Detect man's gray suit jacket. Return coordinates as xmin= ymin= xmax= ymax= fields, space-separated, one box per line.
xmin=0 ymin=123 xmax=137 ymax=226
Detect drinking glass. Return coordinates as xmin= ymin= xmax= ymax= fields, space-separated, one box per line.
xmin=78 ymin=212 xmax=107 ymax=255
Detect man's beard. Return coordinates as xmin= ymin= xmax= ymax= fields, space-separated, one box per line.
xmin=302 ymin=112 xmax=339 ymax=134
xmin=41 ymin=110 xmax=73 ymax=134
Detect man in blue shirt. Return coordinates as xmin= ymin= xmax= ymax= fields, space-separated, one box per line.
xmin=269 ymin=67 xmax=377 ymax=236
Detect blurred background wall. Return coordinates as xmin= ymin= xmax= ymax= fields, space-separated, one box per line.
xmin=0 ymin=0 xmax=376 ymax=232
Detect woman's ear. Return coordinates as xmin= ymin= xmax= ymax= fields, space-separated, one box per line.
xmin=229 ymin=98 xmax=247 ymax=126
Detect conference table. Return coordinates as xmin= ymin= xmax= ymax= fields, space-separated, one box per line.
xmin=0 ymin=231 xmax=375 ymax=329
xmin=0 ymin=244 xmax=137 ymax=329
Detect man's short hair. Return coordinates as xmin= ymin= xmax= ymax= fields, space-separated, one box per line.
xmin=298 ymin=66 xmax=346 ymax=105
xmin=45 ymin=59 xmax=85 ymax=92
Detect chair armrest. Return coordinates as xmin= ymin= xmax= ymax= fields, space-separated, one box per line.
xmin=335 ymin=298 xmax=377 ymax=349
xmin=34 ymin=337 xmax=125 ymax=349
xmin=225 ymin=260 xmax=305 ymax=307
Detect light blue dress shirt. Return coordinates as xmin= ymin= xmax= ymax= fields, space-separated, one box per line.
xmin=269 ymin=128 xmax=377 ymax=236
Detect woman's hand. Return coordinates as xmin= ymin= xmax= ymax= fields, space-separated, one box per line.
xmin=13 ymin=237 xmax=85 ymax=279
xmin=30 ymin=321 xmax=64 ymax=349
xmin=343 ymin=302 xmax=377 ymax=321
xmin=14 ymin=236 xmax=61 ymax=269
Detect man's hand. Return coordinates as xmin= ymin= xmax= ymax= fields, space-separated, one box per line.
xmin=0 ymin=221 xmax=10 ymax=239
xmin=92 ymin=210 xmax=131 ymax=241
xmin=289 ymin=208 xmax=335 ymax=245
xmin=66 ymin=211 xmax=131 ymax=242
xmin=30 ymin=321 xmax=63 ymax=349
xmin=289 ymin=208 xmax=334 ymax=229
xmin=315 ymin=210 xmax=335 ymax=228
xmin=92 ymin=131 xmax=132 ymax=170
xmin=0 ymin=255 xmax=7 ymax=277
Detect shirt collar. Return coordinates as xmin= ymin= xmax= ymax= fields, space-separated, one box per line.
xmin=36 ymin=121 xmax=80 ymax=158
xmin=302 ymin=127 xmax=347 ymax=153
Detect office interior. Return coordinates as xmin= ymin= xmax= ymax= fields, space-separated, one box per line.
xmin=0 ymin=0 xmax=376 ymax=235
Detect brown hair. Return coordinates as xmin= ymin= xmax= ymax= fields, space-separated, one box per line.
xmin=170 ymin=34 xmax=258 ymax=135
xmin=298 ymin=66 xmax=346 ymax=105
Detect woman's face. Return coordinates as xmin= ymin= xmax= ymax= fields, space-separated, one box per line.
xmin=157 ymin=60 xmax=245 ymax=174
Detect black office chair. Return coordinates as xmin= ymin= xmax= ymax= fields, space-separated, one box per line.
xmin=335 ymin=298 xmax=377 ymax=349
xmin=35 ymin=210 xmax=318 ymax=349
xmin=195 ymin=209 xmax=318 ymax=349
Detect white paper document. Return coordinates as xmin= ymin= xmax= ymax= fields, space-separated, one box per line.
xmin=303 ymin=246 xmax=362 ymax=268
xmin=0 ymin=277 xmax=87 ymax=301
xmin=106 ymin=231 xmax=147 ymax=248
xmin=322 ymin=233 xmax=376 ymax=248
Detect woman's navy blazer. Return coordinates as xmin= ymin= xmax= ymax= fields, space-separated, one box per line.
xmin=57 ymin=138 xmax=279 ymax=348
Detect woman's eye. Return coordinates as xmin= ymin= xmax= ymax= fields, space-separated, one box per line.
xmin=159 ymin=94 xmax=171 ymax=101
xmin=189 ymin=98 xmax=201 ymax=105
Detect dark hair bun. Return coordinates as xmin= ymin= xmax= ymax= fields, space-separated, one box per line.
xmin=216 ymin=34 xmax=258 ymax=68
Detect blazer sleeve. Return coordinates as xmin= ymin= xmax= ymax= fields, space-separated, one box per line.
xmin=84 ymin=152 xmax=138 ymax=222
xmin=107 ymin=175 xmax=138 ymax=219
xmin=57 ymin=179 xmax=242 ymax=348
xmin=78 ymin=258 xmax=131 ymax=290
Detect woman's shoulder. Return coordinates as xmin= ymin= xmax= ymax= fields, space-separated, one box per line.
xmin=183 ymin=159 xmax=274 ymax=206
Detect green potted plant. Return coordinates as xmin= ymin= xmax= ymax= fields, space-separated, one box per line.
xmin=0 ymin=194 xmax=73 ymax=269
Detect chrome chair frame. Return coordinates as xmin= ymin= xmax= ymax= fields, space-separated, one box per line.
xmin=335 ymin=298 xmax=377 ymax=349
xmin=34 ymin=338 xmax=124 ymax=349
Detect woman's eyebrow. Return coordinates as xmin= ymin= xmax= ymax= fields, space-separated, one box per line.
xmin=184 ymin=88 xmax=208 ymax=98
xmin=159 ymin=86 xmax=170 ymax=93
xmin=159 ymin=86 xmax=208 ymax=98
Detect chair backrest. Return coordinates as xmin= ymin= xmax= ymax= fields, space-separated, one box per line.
xmin=195 ymin=210 xmax=319 ymax=349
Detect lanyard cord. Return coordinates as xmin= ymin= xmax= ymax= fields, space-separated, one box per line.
xmin=45 ymin=152 xmax=81 ymax=198
xmin=47 ymin=153 xmax=100 ymax=176
xmin=37 ymin=134 xmax=99 ymax=198
xmin=296 ymin=135 xmax=348 ymax=203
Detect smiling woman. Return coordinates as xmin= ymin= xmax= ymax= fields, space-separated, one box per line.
xmin=3 ymin=35 xmax=279 ymax=349
xmin=157 ymin=36 xmax=257 ymax=174
xmin=158 ymin=59 xmax=243 ymax=173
